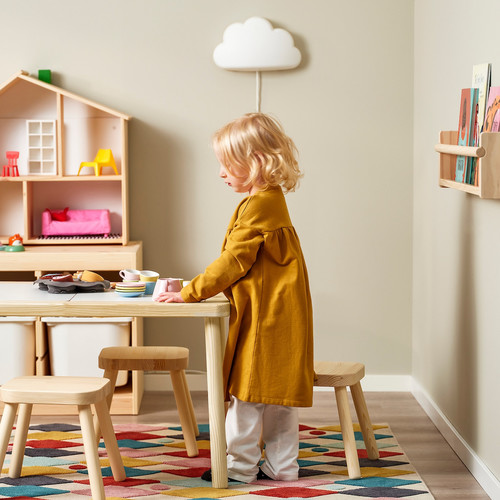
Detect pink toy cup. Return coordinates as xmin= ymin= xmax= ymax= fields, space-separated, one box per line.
xmin=119 ymin=269 xmax=140 ymax=281
xmin=152 ymin=278 xmax=183 ymax=300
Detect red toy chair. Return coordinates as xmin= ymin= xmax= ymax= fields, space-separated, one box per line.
xmin=2 ymin=151 xmax=19 ymax=177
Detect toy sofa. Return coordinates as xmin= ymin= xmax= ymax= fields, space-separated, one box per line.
xmin=42 ymin=209 xmax=111 ymax=237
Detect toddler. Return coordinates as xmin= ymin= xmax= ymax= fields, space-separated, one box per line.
xmin=155 ymin=112 xmax=314 ymax=483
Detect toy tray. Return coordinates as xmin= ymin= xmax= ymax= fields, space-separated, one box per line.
xmin=34 ymin=279 xmax=111 ymax=294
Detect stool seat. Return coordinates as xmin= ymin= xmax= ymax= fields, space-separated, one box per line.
xmin=314 ymin=361 xmax=364 ymax=387
xmin=313 ymin=361 xmax=379 ymax=479
xmin=97 ymin=346 xmax=199 ymax=457
xmin=99 ymin=346 xmax=189 ymax=371
xmin=1 ymin=376 xmax=111 ymax=405
xmin=0 ymin=376 xmax=125 ymax=500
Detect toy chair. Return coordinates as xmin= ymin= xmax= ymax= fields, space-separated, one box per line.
xmin=2 ymin=151 xmax=19 ymax=177
xmin=78 ymin=149 xmax=118 ymax=176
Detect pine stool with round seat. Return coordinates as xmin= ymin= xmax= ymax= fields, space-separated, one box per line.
xmin=313 ymin=361 xmax=379 ymax=479
xmin=97 ymin=346 xmax=199 ymax=457
xmin=0 ymin=376 xmax=125 ymax=500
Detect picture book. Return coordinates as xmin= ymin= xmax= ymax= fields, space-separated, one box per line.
xmin=483 ymin=86 xmax=500 ymax=132
xmin=467 ymin=89 xmax=479 ymax=184
xmin=455 ymin=88 xmax=477 ymax=183
xmin=466 ymin=88 xmax=479 ymax=184
xmin=472 ymin=63 xmax=491 ymax=135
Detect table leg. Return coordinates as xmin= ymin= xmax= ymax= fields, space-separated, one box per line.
xmin=204 ymin=317 xmax=228 ymax=488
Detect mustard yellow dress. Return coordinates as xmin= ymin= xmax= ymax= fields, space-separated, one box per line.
xmin=181 ymin=186 xmax=314 ymax=407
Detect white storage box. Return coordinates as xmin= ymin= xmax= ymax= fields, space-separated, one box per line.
xmin=0 ymin=317 xmax=36 ymax=384
xmin=43 ymin=317 xmax=131 ymax=387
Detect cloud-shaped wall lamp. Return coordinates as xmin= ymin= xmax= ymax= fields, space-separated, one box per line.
xmin=213 ymin=17 xmax=301 ymax=71
xmin=213 ymin=17 xmax=301 ymax=110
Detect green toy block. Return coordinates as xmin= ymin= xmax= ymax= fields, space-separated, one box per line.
xmin=38 ymin=69 xmax=52 ymax=84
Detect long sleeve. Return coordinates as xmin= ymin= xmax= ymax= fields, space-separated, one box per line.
xmin=181 ymin=221 xmax=264 ymax=302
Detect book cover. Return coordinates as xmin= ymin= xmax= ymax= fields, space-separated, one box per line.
xmin=472 ymin=63 xmax=491 ymax=135
xmin=466 ymin=88 xmax=479 ymax=184
xmin=455 ymin=88 xmax=473 ymax=183
xmin=483 ymin=86 xmax=500 ymax=132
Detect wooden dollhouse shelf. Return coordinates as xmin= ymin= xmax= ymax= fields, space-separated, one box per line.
xmin=436 ymin=130 xmax=500 ymax=198
xmin=31 ymin=234 xmax=123 ymax=245
xmin=0 ymin=175 xmax=122 ymax=182
xmin=0 ymin=70 xmax=130 ymax=244
xmin=0 ymin=241 xmax=142 ymax=275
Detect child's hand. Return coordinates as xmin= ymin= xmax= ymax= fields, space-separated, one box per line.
xmin=153 ymin=291 xmax=184 ymax=303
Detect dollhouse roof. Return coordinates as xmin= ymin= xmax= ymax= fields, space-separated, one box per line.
xmin=0 ymin=70 xmax=130 ymax=120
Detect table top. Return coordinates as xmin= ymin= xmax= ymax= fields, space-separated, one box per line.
xmin=0 ymin=282 xmax=230 ymax=318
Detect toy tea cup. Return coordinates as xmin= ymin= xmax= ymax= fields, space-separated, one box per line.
xmin=140 ymin=271 xmax=159 ymax=295
xmin=152 ymin=278 xmax=183 ymax=300
xmin=119 ymin=269 xmax=140 ymax=281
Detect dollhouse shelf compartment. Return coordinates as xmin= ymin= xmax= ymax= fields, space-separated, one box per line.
xmin=435 ymin=130 xmax=500 ymax=198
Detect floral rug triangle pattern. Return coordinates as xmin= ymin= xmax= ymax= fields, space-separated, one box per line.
xmin=0 ymin=422 xmax=435 ymax=499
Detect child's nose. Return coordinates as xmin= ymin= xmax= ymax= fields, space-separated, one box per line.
xmin=219 ymin=167 xmax=226 ymax=178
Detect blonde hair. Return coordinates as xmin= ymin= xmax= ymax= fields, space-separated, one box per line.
xmin=212 ymin=113 xmax=302 ymax=193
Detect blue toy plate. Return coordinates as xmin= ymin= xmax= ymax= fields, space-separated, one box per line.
xmin=116 ymin=291 xmax=145 ymax=298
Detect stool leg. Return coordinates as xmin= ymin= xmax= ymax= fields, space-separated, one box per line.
xmin=78 ymin=404 xmax=105 ymax=500
xmin=350 ymin=382 xmax=379 ymax=460
xmin=94 ymin=398 xmax=125 ymax=481
xmin=180 ymin=369 xmax=199 ymax=437
xmin=170 ymin=369 xmax=199 ymax=457
xmin=94 ymin=368 xmax=118 ymax=444
xmin=335 ymin=386 xmax=361 ymax=479
xmin=0 ymin=403 xmax=18 ymax=473
xmin=9 ymin=404 xmax=33 ymax=478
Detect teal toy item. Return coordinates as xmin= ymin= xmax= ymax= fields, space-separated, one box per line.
xmin=4 ymin=245 xmax=25 ymax=252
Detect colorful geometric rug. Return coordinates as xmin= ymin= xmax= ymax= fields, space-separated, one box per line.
xmin=0 ymin=422 xmax=435 ymax=499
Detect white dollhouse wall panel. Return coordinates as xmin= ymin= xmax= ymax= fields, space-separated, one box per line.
xmin=0 ymin=81 xmax=57 ymax=176
xmin=64 ymin=118 xmax=122 ymax=176
xmin=31 ymin=181 xmax=123 ymax=236
xmin=0 ymin=183 xmax=24 ymax=237
xmin=62 ymin=97 xmax=123 ymax=176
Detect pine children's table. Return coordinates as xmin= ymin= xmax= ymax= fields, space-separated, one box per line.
xmin=0 ymin=282 xmax=230 ymax=488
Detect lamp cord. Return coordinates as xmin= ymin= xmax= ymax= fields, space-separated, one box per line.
xmin=256 ymin=71 xmax=261 ymax=112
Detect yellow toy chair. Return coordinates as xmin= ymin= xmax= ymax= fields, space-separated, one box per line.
xmin=78 ymin=149 xmax=118 ymax=176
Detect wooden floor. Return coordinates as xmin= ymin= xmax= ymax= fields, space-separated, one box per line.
xmin=26 ymin=391 xmax=489 ymax=499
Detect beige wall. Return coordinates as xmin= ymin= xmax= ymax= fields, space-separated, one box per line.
xmin=414 ymin=0 xmax=500 ymax=484
xmin=1 ymin=0 xmax=414 ymax=376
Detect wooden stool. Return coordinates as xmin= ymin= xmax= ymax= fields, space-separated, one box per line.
xmin=97 ymin=346 xmax=199 ymax=457
xmin=0 ymin=376 xmax=125 ymax=500
xmin=314 ymin=361 xmax=379 ymax=479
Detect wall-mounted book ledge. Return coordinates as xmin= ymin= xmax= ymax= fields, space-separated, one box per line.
xmin=435 ymin=130 xmax=500 ymax=198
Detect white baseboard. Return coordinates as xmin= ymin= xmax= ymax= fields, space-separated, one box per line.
xmin=144 ymin=373 xmax=412 ymax=393
xmin=412 ymin=379 xmax=500 ymax=500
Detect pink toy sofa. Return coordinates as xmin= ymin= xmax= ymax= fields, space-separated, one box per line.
xmin=42 ymin=209 xmax=111 ymax=237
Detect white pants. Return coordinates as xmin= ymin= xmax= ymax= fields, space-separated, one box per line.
xmin=225 ymin=395 xmax=299 ymax=483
